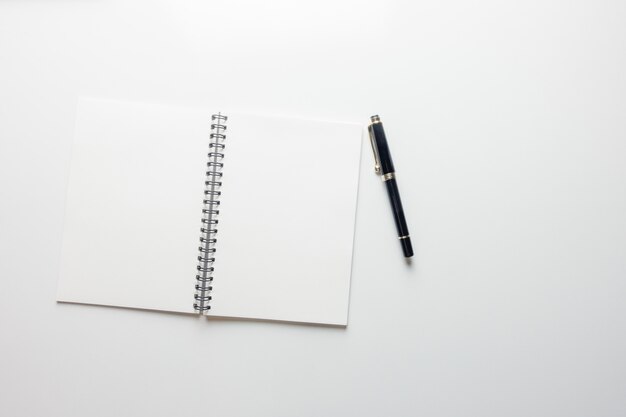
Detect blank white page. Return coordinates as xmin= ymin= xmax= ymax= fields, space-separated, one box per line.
xmin=58 ymin=98 xmax=207 ymax=313
xmin=208 ymin=113 xmax=362 ymax=325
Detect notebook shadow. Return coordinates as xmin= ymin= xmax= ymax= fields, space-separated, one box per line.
xmin=56 ymin=300 xmax=347 ymax=329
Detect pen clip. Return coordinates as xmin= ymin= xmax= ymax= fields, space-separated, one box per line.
xmin=368 ymin=118 xmax=382 ymax=174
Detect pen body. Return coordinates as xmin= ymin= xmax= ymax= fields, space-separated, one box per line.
xmin=385 ymin=178 xmax=413 ymax=257
xmin=369 ymin=116 xmax=414 ymax=258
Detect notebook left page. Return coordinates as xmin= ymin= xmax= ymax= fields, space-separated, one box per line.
xmin=57 ymin=98 xmax=207 ymax=314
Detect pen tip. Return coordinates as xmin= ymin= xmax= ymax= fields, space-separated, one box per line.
xmin=370 ymin=115 xmax=380 ymax=123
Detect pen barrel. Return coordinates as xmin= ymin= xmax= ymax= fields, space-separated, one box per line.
xmin=370 ymin=122 xmax=395 ymax=174
xmin=385 ymin=178 xmax=414 ymax=258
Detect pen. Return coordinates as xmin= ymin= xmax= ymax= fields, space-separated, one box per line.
xmin=368 ymin=115 xmax=414 ymax=258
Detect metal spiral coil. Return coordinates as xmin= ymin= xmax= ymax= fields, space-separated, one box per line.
xmin=194 ymin=113 xmax=227 ymax=313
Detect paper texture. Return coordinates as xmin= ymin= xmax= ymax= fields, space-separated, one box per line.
xmin=58 ymin=98 xmax=362 ymax=325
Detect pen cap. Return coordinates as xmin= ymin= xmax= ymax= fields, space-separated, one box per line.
xmin=369 ymin=117 xmax=395 ymax=174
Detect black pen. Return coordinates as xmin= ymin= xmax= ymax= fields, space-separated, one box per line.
xmin=368 ymin=115 xmax=414 ymax=258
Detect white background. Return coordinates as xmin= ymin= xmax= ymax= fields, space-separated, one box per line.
xmin=1 ymin=0 xmax=625 ymax=416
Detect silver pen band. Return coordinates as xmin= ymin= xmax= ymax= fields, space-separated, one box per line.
xmin=382 ymin=172 xmax=395 ymax=181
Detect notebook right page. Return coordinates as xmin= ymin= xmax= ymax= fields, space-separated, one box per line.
xmin=209 ymin=113 xmax=362 ymax=325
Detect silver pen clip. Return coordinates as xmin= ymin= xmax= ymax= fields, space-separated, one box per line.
xmin=368 ymin=115 xmax=382 ymax=174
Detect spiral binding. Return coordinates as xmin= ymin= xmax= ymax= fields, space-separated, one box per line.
xmin=194 ymin=113 xmax=227 ymax=313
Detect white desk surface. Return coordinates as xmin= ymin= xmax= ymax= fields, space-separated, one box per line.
xmin=1 ymin=1 xmax=625 ymax=416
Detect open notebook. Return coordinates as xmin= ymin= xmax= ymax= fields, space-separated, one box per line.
xmin=57 ymin=98 xmax=363 ymax=326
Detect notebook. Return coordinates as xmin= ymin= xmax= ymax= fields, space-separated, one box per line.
xmin=57 ymin=98 xmax=363 ymax=326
